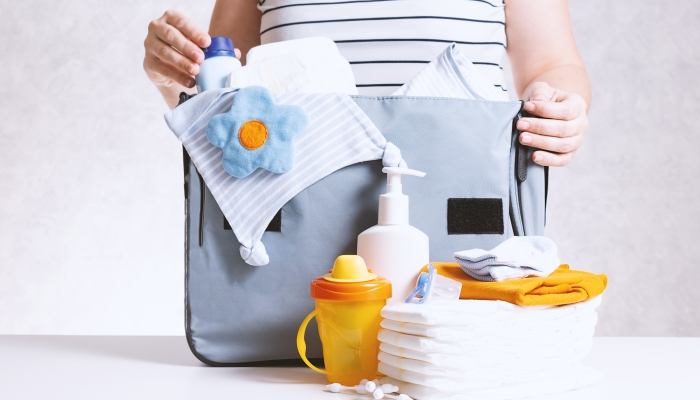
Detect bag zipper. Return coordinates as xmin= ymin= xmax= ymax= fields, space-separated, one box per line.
xmin=509 ymin=103 xmax=526 ymax=236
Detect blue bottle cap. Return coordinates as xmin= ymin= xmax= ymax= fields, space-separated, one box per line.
xmin=202 ymin=36 xmax=236 ymax=59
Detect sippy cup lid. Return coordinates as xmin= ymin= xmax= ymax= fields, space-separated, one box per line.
xmin=311 ymin=255 xmax=391 ymax=301
xmin=323 ymin=255 xmax=376 ymax=283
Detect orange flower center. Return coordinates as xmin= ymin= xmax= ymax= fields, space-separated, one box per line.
xmin=238 ymin=120 xmax=268 ymax=150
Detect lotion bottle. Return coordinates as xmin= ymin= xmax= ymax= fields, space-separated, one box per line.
xmin=357 ymin=167 xmax=429 ymax=304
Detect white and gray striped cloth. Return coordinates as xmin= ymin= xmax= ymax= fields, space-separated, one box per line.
xmin=165 ymin=88 xmax=405 ymax=266
xmin=393 ymin=43 xmax=508 ymax=101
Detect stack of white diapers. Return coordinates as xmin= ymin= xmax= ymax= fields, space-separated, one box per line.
xmin=377 ymin=296 xmax=603 ymax=400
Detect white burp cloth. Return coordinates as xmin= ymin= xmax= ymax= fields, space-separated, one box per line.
xmin=392 ymin=43 xmax=508 ymax=101
xmin=454 ymin=236 xmax=561 ymax=282
xmin=228 ymin=45 xmax=357 ymax=95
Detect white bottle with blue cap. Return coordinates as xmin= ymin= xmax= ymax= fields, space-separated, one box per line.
xmin=195 ymin=36 xmax=241 ymax=92
xmin=357 ymin=167 xmax=430 ymax=304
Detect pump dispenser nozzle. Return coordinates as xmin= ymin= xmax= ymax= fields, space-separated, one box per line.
xmin=379 ymin=167 xmax=426 ymax=225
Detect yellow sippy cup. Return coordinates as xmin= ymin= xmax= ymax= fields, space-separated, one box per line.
xmin=297 ymin=255 xmax=391 ymax=385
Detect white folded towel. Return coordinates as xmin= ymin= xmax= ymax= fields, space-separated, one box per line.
xmin=392 ymin=43 xmax=508 ymax=101
xmin=454 ymin=236 xmax=561 ymax=282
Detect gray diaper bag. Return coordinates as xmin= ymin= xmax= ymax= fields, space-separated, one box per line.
xmin=179 ymin=95 xmax=547 ymax=365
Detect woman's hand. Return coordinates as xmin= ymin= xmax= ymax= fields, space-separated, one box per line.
xmin=516 ymin=82 xmax=589 ymax=167
xmin=143 ymin=10 xmax=212 ymax=89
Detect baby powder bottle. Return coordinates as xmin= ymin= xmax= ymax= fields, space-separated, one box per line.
xmin=195 ymin=36 xmax=241 ymax=92
xmin=357 ymin=167 xmax=429 ymax=304
xmin=297 ymin=255 xmax=391 ymax=385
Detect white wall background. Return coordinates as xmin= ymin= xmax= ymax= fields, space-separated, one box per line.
xmin=0 ymin=0 xmax=698 ymax=336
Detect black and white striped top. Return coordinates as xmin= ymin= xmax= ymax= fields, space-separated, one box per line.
xmin=258 ymin=0 xmax=507 ymax=96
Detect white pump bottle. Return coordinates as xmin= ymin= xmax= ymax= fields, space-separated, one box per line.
xmin=357 ymin=167 xmax=429 ymax=304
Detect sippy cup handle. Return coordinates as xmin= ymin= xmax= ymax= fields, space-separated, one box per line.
xmin=297 ymin=309 xmax=326 ymax=374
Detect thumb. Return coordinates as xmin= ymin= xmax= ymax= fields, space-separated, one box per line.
xmin=528 ymin=82 xmax=555 ymax=102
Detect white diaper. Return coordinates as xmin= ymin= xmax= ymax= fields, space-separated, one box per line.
xmin=379 ymin=365 xmax=603 ymax=400
xmin=227 ymin=51 xmax=357 ymax=94
xmin=246 ymin=36 xmax=340 ymax=64
xmin=374 ymin=281 xmax=603 ymax=399
xmin=380 ymin=295 xmax=602 ymax=326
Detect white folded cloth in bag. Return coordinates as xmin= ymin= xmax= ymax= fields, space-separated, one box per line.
xmin=392 ymin=43 xmax=508 ymax=101
xmin=454 ymin=236 xmax=561 ymax=282
xmin=380 ymin=365 xmax=603 ymax=400
xmin=245 ymin=36 xmax=340 ymax=64
xmin=380 ymin=296 xmax=602 ymax=326
xmin=227 ymin=48 xmax=357 ymax=94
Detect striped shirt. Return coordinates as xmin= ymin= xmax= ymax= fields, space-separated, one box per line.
xmin=258 ymin=0 xmax=507 ymax=96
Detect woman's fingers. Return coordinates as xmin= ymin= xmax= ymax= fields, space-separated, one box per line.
xmin=532 ymin=150 xmax=575 ymax=167
xmin=152 ymin=22 xmax=204 ymax=66
xmin=528 ymin=82 xmax=556 ymax=102
xmin=162 ymin=10 xmax=210 ymax=49
xmin=517 ymin=116 xmax=586 ymax=138
xmin=146 ymin=36 xmax=199 ymax=76
xmin=143 ymin=54 xmax=195 ymax=88
xmin=143 ymin=10 xmax=211 ymax=90
xmin=523 ymin=97 xmax=583 ymax=121
xmin=519 ymin=131 xmax=583 ymax=155
xmin=519 ymin=82 xmax=589 ymax=167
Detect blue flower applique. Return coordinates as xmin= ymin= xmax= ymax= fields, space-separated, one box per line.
xmin=205 ymin=86 xmax=310 ymax=179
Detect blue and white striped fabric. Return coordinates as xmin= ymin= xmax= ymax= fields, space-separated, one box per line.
xmin=165 ymin=88 xmax=405 ymax=266
xmin=393 ymin=43 xmax=507 ymax=101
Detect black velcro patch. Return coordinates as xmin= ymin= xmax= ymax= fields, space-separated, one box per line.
xmin=224 ymin=209 xmax=282 ymax=232
xmin=447 ymin=198 xmax=504 ymax=235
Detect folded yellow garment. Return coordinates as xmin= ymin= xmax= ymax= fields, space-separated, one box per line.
xmin=421 ymin=263 xmax=607 ymax=307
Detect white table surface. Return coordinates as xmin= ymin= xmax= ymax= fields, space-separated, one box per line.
xmin=1 ymin=336 xmax=698 ymax=400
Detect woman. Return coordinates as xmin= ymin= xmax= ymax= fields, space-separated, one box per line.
xmin=143 ymin=0 xmax=590 ymax=167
